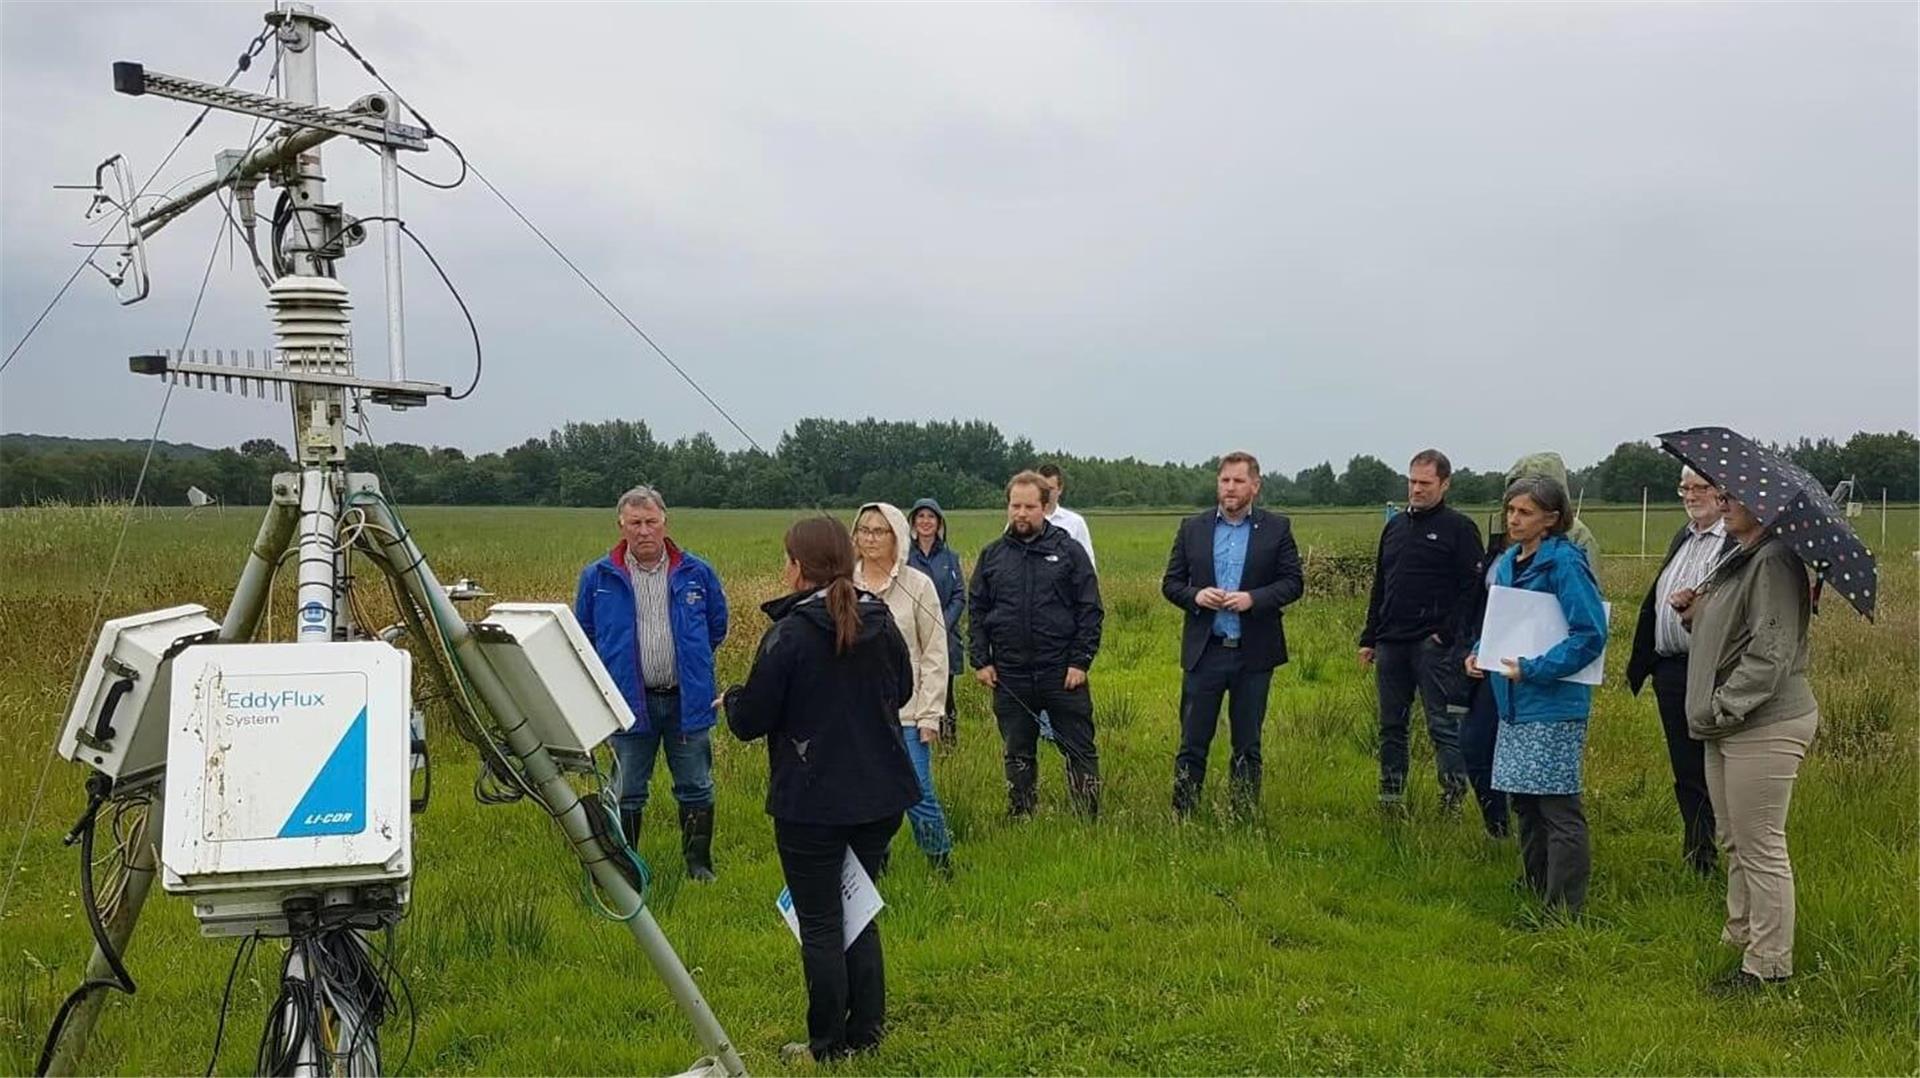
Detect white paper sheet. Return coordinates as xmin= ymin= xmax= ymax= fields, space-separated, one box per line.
xmin=775 ymin=847 xmax=884 ymax=951
xmin=1475 ymin=585 xmax=1610 ymax=686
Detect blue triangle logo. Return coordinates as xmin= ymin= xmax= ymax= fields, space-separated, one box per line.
xmin=278 ymin=706 xmax=368 ymax=837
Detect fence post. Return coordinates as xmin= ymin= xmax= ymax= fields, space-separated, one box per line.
xmin=1882 ymin=489 xmax=1889 ymax=553
xmin=1640 ymin=486 xmax=1648 ymax=557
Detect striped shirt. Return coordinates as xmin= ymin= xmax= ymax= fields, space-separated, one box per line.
xmin=1654 ymin=519 xmax=1728 ymax=656
xmin=627 ymin=550 xmax=678 ymax=689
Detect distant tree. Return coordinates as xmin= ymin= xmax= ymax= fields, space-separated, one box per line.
xmin=1590 ymin=441 xmax=1679 ymax=503
xmin=1338 ymin=455 xmax=1402 ymax=505
xmin=1295 ymin=462 xmax=1338 ymax=505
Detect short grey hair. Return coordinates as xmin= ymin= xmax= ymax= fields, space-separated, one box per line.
xmin=1502 ymin=474 xmax=1572 ymax=536
xmin=1680 ymin=465 xmax=1707 ymax=485
xmin=615 ymin=485 xmax=666 ymax=517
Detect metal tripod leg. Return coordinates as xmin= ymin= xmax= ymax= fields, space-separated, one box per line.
xmin=44 ymin=496 xmax=299 ymax=1076
xmin=355 ymin=495 xmax=746 ymax=1076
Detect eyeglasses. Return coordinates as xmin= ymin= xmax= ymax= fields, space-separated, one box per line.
xmin=855 ymin=527 xmax=892 ymax=539
xmin=1677 ymin=484 xmax=1716 ymax=497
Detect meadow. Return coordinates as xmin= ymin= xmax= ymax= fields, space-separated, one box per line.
xmin=1 ymin=502 xmax=1914 ymax=1075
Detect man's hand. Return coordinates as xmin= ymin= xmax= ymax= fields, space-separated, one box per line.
xmin=975 ymin=665 xmax=998 ymax=688
xmin=1358 ymin=647 xmax=1376 ymax=666
xmin=1220 ymin=591 xmax=1253 ymax=613
xmin=919 ymin=725 xmax=939 ymax=745
xmin=1669 ymin=587 xmax=1699 ymax=630
xmin=1194 ymin=587 xmax=1226 ymax=610
xmin=1463 ymin=653 xmax=1484 ymax=679
xmin=1064 ymin=667 xmax=1088 ymax=691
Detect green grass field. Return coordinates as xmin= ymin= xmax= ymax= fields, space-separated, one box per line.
xmin=2 ymin=502 xmax=1915 ymax=1075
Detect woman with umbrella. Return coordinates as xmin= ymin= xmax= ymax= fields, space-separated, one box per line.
xmin=1661 ymin=426 xmax=1875 ymax=992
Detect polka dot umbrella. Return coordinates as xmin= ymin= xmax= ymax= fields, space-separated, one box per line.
xmin=1657 ymin=426 xmax=1876 ymax=620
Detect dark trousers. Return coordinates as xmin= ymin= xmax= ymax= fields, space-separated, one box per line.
xmin=1460 ymin=679 xmax=1510 ymax=835
xmin=939 ymin=674 xmax=957 ymax=746
xmin=1374 ymin=637 xmax=1469 ymax=799
xmin=992 ymin=675 xmax=1099 ymax=817
xmin=1652 ymin=655 xmax=1718 ymax=871
xmin=773 ymin=814 xmax=902 ymax=1060
xmin=1512 ymin=794 xmax=1590 ymax=913
xmin=1172 ymin=638 xmax=1274 ymax=814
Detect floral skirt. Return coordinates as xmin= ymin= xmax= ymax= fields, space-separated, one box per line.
xmin=1491 ymin=719 xmax=1588 ymax=795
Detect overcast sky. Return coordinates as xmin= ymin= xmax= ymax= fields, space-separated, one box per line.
xmin=2 ymin=2 xmax=1914 ymax=474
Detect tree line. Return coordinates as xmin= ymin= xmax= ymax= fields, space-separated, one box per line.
xmin=2 ymin=421 xmax=1913 ymax=509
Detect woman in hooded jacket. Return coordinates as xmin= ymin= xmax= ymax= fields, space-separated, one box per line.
xmin=1465 ymin=474 xmax=1608 ymax=915
xmin=907 ymin=498 xmax=967 ymax=744
xmin=721 ymin=516 xmax=921 ymax=1063
xmin=856 ymin=501 xmax=956 ymax=874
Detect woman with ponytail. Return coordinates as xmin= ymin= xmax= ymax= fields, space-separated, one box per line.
xmin=721 ymin=516 xmax=920 ymax=1063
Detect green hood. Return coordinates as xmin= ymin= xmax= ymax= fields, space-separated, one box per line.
xmin=1504 ymin=451 xmax=1601 ymax=560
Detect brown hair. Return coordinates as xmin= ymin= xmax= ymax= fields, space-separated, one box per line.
xmin=785 ymin=516 xmax=861 ymax=653
xmin=1007 ymin=469 xmax=1053 ymax=506
xmin=1218 ymin=451 xmax=1261 ymax=477
xmin=1409 ymin=449 xmax=1452 ymax=480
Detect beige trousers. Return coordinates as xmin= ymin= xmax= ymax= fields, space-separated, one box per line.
xmin=1703 ymin=711 xmax=1818 ymax=979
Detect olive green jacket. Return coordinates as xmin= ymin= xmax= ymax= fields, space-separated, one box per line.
xmin=1684 ymin=534 xmax=1817 ymax=739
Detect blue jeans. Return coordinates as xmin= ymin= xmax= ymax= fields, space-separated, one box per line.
xmin=612 ymin=688 xmax=714 ymax=811
xmin=897 ymin=726 xmax=952 ymax=855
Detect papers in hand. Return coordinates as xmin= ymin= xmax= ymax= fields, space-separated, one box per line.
xmin=775 ymin=847 xmax=884 ymax=951
xmin=1475 ymin=585 xmax=1609 ymax=686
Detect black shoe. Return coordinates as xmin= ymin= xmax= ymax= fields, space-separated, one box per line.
xmin=679 ymin=804 xmax=716 ymax=882
xmin=620 ymin=806 xmax=643 ymax=848
xmin=927 ymin=850 xmax=953 ymax=879
xmin=1708 ymin=968 xmax=1789 ymax=997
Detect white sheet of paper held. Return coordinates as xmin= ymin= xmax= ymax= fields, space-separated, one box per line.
xmin=1475 ymin=585 xmax=1609 ymax=686
xmin=776 ymin=847 xmax=885 ymax=951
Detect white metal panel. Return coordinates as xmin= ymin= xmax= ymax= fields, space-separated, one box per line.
xmin=162 ymin=642 xmax=412 ymax=892
xmin=58 ymin=604 xmax=220 ymax=787
xmin=477 ymin=602 xmax=635 ymax=764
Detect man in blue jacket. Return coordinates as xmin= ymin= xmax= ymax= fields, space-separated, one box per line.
xmin=575 ymin=485 xmax=730 ymax=881
xmin=907 ymin=498 xmax=966 ymax=744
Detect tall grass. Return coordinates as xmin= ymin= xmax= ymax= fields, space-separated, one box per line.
xmin=1 ymin=505 xmax=1914 ymax=1074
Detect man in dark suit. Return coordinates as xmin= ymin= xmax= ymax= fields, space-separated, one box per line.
xmin=1627 ymin=465 xmax=1737 ymax=875
xmin=1161 ymin=451 xmax=1305 ymax=817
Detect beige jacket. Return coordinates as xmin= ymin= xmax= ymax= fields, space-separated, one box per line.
xmin=1685 ymin=534 xmax=1817 ymax=739
xmin=856 ymin=501 xmax=950 ymax=733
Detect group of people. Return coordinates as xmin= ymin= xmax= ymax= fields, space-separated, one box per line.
xmin=571 ymin=449 xmax=1822 ymax=1060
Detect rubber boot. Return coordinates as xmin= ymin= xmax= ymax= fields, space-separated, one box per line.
xmin=680 ymin=804 xmax=716 ymax=882
xmin=620 ymin=805 xmax=644 ymax=849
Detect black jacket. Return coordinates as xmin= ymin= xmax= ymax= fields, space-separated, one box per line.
xmin=1160 ymin=507 xmax=1304 ymax=672
xmin=1360 ymin=502 xmax=1484 ymax=647
xmin=1626 ymin=523 xmax=1739 ymax=695
xmin=722 ymin=588 xmax=920 ymax=826
xmin=967 ymin=521 xmax=1103 ymax=677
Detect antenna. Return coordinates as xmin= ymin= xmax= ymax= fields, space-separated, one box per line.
xmin=40 ymin=9 xmax=746 ymax=1075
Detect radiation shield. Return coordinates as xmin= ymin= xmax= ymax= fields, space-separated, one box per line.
xmin=161 ymin=642 xmax=413 ymax=900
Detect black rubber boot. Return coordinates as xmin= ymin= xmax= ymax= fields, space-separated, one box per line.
xmin=620 ymin=806 xmax=643 ymax=849
xmin=680 ymin=804 xmax=716 ymax=882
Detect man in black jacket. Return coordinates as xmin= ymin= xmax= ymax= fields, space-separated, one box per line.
xmin=1162 ymin=451 xmax=1304 ymax=817
xmin=1626 ymin=466 xmax=1737 ymax=875
xmin=1359 ymin=449 xmax=1483 ymax=808
xmin=970 ymin=471 xmax=1105 ymax=817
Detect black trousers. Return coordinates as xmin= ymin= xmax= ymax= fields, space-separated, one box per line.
xmin=1512 ymin=793 xmax=1589 ymax=914
xmin=992 ymin=674 xmax=1099 ymax=817
xmin=1460 ymin=678 xmax=1510 ymax=835
xmin=1374 ymin=637 xmax=1469 ymax=798
xmin=939 ymin=674 xmax=958 ymax=745
xmin=1172 ymin=638 xmax=1274 ymax=814
xmin=1651 ymin=655 xmax=1717 ymax=871
xmin=773 ymin=814 xmax=902 ymax=1060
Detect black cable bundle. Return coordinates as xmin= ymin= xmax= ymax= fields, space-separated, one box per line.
xmin=33 ymin=776 xmax=137 ymax=1076
xmin=249 ymin=925 xmax=414 ymax=1077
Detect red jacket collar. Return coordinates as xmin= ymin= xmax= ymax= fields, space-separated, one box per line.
xmin=609 ymin=537 xmax=684 ymax=573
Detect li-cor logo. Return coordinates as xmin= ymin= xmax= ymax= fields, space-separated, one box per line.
xmin=303 ymin=811 xmax=355 ymax=826
xmin=220 ymin=687 xmax=328 ymax=709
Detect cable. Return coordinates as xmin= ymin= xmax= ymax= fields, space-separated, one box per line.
xmin=204 ymin=934 xmax=258 ymax=1077
xmin=0 ymin=21 xmax=276 ymax=375
xmin=334 ymin=217 xmax=482 ymax=398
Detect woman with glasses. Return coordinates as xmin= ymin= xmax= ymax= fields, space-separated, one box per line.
xmin=854 ymin=501 xmax=956 ymax=875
